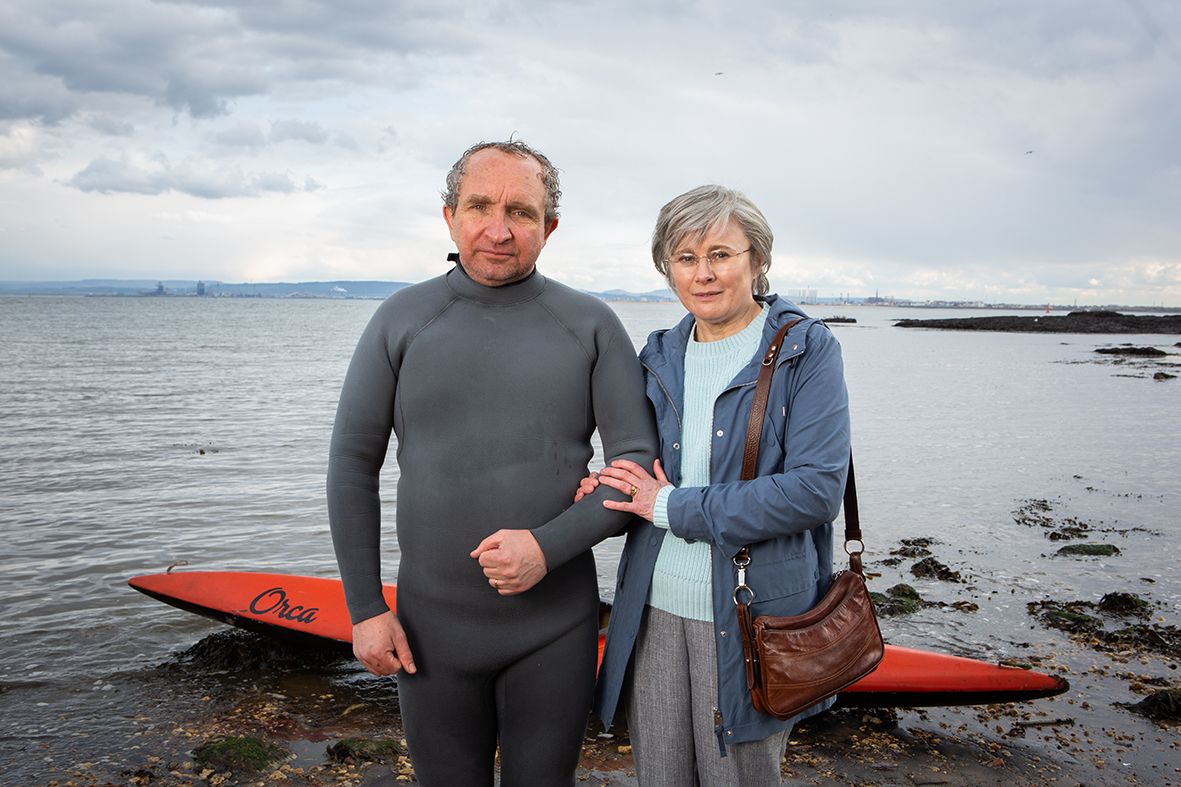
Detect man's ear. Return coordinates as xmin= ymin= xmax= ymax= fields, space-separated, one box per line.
xmin=543 ymin=217 xmax=559 ymax=240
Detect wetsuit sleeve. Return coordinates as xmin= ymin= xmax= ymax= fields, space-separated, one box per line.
xmin=327 ymin=300 xmax=400 ymax=624
xmin=666 ymin=322 xmax=851 ymax=558
xmin=531 ymin=317 xmax=659 ymax=572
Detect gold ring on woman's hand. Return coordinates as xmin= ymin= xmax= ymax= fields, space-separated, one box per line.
xmin=492 ymin=579 xmax=499 ymax=589
xmin=629 ymin=485 xmax=638 ymax=498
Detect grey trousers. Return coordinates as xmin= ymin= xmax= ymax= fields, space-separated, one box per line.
xmin=626 ymin=606 xmax=790 ymax=787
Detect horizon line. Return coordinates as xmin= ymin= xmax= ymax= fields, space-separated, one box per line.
xmin=0 ymin=277 xmax=1177 ymax=310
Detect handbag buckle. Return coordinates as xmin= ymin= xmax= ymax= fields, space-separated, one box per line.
xmin=732 ymin=552 xmax=755 ymax=605
xmin=844 ymin=539 xmax=866 ymax=575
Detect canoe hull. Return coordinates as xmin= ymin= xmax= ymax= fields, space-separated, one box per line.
xmin=129 ymin=570 xmax=391 ymax=645
xmin=129 ymin=571 xmax=1068 ymax=706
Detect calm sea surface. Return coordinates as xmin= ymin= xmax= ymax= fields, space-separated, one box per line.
xmin=0 ymin=295 xmax=1177 ymax=783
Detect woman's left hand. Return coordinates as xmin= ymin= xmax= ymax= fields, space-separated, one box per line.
xmin=598 ymin=459 xmax=671 ymax=523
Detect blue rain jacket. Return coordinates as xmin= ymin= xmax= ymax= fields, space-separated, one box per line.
xmin=593 ymin=294 xmax=851 ymax=750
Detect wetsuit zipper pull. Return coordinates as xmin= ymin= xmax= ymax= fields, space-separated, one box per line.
xmin=713 ymin=707 xmax=727 ymax=758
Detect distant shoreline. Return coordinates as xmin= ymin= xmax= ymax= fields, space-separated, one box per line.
xmin=2 ymin=284 xmax=1178 ymax=312
xmin=0 ymin=280 xmax=681 ymax=303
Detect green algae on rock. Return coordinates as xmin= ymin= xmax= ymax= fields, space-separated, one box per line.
xmin=871 ymin=584 xmax=925 ymax=617
xmin=1094 ymin=346 xmax=1168 ymax=357
xmin=1028 ymin=593 xmax=1181 ymax=658
xmin=910 ymin=557 xmax=963 ymax=582
xmin=1056 ymin=543 xmax=1120 ymax=557
xmin=193 ymin=736 xmax=289 ymax=772
xmin=326 ymin=737 xmax=405 ymax=764
xmin=1097 ymin=592 xmax=1152 ymax=616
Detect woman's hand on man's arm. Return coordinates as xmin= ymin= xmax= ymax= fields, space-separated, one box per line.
xmin=595 ymin=458 xmax=672 ymax=523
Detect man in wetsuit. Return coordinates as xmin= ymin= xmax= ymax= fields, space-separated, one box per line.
xmin=327 ymin=140 xmax=657 ymax=786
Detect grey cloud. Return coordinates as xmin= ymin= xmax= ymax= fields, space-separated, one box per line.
xmin=1125 ymin=0 xmax=1181 ymax=68
xmin=0 ymin=86 xmax=77 ymax=124
xmin=68 ymin=156 xmax=172 ymax=195
xmin=270 ymin=119 xmax=329 ymax=144
xmin=191 ymin=0 xmax=457 ymax=52
xmin=68 ymin=154 xmax=318 ymax=198
xmin=162 ymin=78 xmax=228 ymax=119
xmin=158 ymin=69 xmax=269 ymax=119
xmin=0 ymin=55 xmax=78 ymax=123
xmin=214 ymin=123 xmax=268 ymax=148
xmin=4 ymin=0 xmax=1178 ymax=132
xmin=85 ymin=114 xmax=134 ymax=136
xmin=0 ymin=2 xmax=258 ymax=118
xmin=0 ymin=0 xmax=463 ymax=125
xmin=213 ymin=119 xmax=333 ymax=150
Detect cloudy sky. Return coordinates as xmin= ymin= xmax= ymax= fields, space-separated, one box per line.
xmin=1 ymin=0 xmax=1179 ymax=304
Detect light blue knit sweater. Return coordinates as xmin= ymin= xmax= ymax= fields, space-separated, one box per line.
xmin=648 ymin=306 xmax=768 ymax=621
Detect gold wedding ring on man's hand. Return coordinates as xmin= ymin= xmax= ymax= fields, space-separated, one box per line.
xmin=629 ymin=485 xmax=638 ymax=498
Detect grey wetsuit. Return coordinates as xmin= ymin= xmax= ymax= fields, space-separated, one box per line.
xmin=327 ymin=260 xmax=657 ymax=786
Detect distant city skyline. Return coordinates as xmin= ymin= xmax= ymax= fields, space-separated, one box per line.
xmin=3 ymin=276 xmax=1178 ymax=310
xmin=1 ymin=2 xmax=1179 ymax=305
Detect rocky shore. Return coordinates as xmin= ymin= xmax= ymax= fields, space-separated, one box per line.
xmin=29 ymin=488 xmax=1179 ymax=786
xmin=894 ymin=310 xmax=1181 ymax=334
xmin=41 ymin=495 xmax=1179 ymax=787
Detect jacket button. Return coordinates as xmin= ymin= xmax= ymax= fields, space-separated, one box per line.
xmin=716 ymin=430 xmax=724 ymax=437
xmin=720 ymin=630 xmax=727 ymax=637
xmin=672 ymin=442 xmax=680 ymax=450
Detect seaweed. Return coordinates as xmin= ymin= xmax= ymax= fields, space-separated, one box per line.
xmin=871 ymin=584 xmax=925 ymax=617
xmin=193 ymin=736 xmax=288 ymax=772
xmin=1027 ymin=593 xmax=1180 ymax=658
xmin=1122 ymin=688 xmax=1181 ymax=721
xmin=910 ymin=557 xmax=963 ymax=583
xmin=1055 ymin=543 xmax=1120 ymax=557
xmin=326 ymin=737 xmax=405 ymax=764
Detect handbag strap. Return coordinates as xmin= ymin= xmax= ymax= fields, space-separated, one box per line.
xmin=740 ymin=319 xmax=801 ymax=481
xmin=734 ymin=318 xmax=864 ymax=578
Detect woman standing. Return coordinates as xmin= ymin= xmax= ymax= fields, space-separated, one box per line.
xmin=586 ymin=185 xmax=851 ymax=785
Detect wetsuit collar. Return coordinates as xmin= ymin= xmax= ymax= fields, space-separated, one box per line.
xmin=445 ymin=254 xmax=547 ymax=305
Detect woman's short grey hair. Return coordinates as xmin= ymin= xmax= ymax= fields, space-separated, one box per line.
xmin=442 ymin=140 xmax=562 ymax=225
xmin=651 ymin=185 xmax=773 ymax=296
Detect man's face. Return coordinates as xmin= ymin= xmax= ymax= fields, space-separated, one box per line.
xmin=443 ymin=149 xmax=558 ymax=287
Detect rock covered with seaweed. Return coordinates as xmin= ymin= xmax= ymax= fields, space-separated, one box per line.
xmin=895 ymin=310 xmax=1181 ymax=333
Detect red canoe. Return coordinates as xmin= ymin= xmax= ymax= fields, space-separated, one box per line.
xmin=128 ymin=571 xmax=1068 ymax=707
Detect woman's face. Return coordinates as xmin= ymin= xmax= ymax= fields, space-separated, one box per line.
xmin=668 ymin=217 xmax=761 ymax=340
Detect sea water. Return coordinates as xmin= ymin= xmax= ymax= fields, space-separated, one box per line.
xmin=0 ymin=295 xmax=1177 ymax=782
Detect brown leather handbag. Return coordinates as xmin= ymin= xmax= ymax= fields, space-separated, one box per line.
xmin=732 ymin=319 xmax=884 ymax=721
